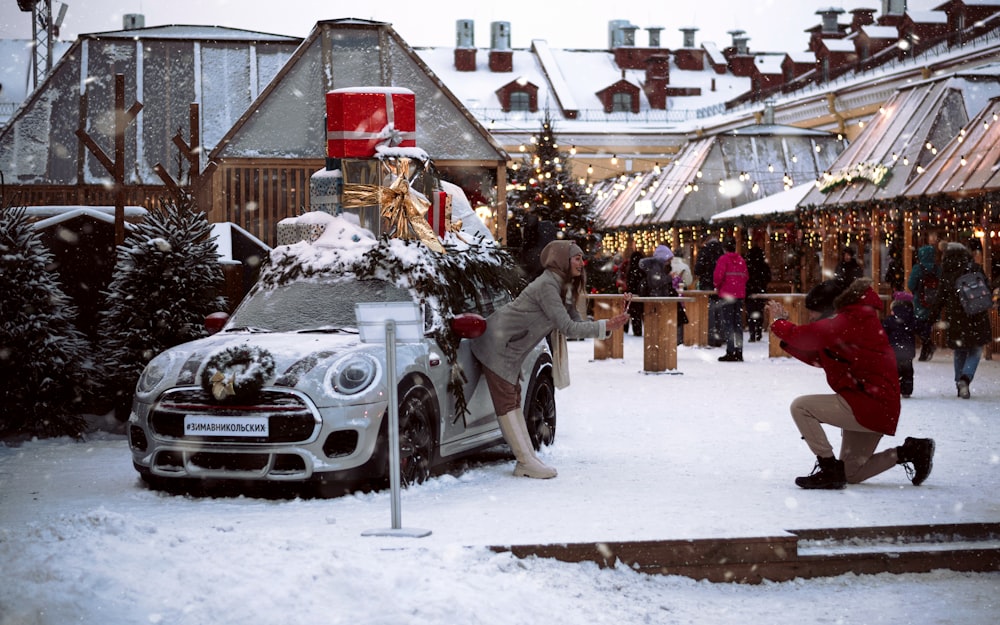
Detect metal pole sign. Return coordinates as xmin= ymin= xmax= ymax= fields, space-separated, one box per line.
xmin=357 ymin=302 xmax=431 ymax=539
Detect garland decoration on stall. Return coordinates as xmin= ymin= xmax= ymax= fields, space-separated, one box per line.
xmin=819 ymin=161 xmax=892 ymax=194
xmin=201 ymin=345 xmax=277 ymax=402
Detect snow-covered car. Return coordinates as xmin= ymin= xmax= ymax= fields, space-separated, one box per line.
xmin=127 ymin=213 xmax=555 ymax=495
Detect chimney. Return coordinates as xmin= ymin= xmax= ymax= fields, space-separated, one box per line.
xmin=816 ymin=7 xmax=845 ymax=35
xmin=728 ymin=29 xmax=750 ymax=55
xmin=882 ymin=0 xmax=906 ymax=17
xmin=643 ymin=54 xmax=670 ymax=109
xmin=621 ymin=24 xmax=638 ymax=47
xmin=608 ymin=20 xmax=631 ymax=48
xmin=489 ymin=21 xmax=513 ymax=72
xmin=850 ymin=8 xmax=876 ymax=31
xmin=123 ymin=13 xmax=145 ymax=29
xmin=680 ymin=26 xmax=698 ymax=48
xmin=646 ymin=26 xmax=664 ymax=48
xmin=454 ymin=19 xmax=477 ymax=72
xmin=762 ymin=99 xmax=776 ymax=124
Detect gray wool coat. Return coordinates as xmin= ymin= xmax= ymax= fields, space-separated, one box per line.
xmin=471 ymin=269 xmax=608 ymax=385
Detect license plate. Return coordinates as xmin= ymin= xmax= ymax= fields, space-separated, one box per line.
xmin=184 ymin=416 xmax=269 ymax=437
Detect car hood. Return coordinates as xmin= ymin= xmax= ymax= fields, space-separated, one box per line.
xmin=151 ymin=331 xmax=377 ymax=399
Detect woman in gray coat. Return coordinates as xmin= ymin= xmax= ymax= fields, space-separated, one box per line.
xmin=472 ymin=240 xmax=630 ymax=478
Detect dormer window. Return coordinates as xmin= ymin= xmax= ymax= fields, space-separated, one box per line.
xmin=612 ymin=92 xmax=633 ymax=112
xmin=495 ymin=79 xmax=539 ymax=112
xmin=596 ymin=79 xmax=641 ymax=114
xmin=509 ymin=90 xmax=531 ymax=111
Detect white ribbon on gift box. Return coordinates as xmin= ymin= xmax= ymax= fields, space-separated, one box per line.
xmin=327 ymin=92 xmax=416 ymax=147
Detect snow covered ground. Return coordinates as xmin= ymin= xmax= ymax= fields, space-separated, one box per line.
xmin=1 ymin=334 xmax=998 ymax=624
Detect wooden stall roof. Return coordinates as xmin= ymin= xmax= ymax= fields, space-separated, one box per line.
xmin=797 ymin=71 xmax=1000 ymax=208
xmin=594 ymin=122 xmax=845 ymax=230
xmin=209 ymin=18 xmax=508 ymax=165
xmin=903 ymin=95 xmax=1000 ymax=197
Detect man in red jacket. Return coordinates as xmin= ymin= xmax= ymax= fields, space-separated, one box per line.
xmin=766 ymin=278 xmax=935 ymax=489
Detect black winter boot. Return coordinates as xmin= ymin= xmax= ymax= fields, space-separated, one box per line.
xmin=795 ymin=456 xmax=846 ymax=489
xmin=918 ymin=341 xmax=935 ymax=362
xmin=897 ymin=437 xmax=935 ymax=486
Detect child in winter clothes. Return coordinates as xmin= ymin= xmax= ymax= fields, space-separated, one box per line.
xmin=882 ymin=292 xmax=917 ymax=398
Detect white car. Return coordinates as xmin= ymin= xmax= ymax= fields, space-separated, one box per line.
xmin=127 ymin=214 xmax=555 ymax=496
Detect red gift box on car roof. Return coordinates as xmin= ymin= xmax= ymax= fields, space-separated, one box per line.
xmin=326 ymin=87 xmax=416 ymax=158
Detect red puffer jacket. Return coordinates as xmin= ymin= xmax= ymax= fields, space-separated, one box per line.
xmin=771 ymin=280 xmax=900 ymax=436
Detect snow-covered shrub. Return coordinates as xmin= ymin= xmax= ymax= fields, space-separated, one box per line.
xmin=96 ymin=197 xmax=227 ymax=417
xmin=0 ymin=205 xmax=91 ymax=438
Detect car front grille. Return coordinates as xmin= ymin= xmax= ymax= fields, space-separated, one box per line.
xmin=149 ymin=388 xmax=318 ymax=443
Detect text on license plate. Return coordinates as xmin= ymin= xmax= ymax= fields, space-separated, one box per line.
xmin=184 ymin=416 xmax=269 ymax=437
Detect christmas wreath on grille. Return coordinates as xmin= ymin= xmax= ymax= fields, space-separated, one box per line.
xmin=201 ymin=346 xmax=277 ymax=402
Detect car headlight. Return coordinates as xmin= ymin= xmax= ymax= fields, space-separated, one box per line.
xmin=136 ymin=351 xmax=176 ymax=395
xmin=329 ymin=354 xmax=378 ymax=395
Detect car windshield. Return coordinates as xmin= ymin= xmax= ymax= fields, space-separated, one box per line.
xmin=227 ymin=278 xmax=414 ymax=333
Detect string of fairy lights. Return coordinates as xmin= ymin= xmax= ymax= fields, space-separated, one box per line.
xmin=504 ymin=108 xmax=1000 ymax=259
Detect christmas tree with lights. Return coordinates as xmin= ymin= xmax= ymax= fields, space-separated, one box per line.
xmin=506 ymin=112 xmax=600 ymax=280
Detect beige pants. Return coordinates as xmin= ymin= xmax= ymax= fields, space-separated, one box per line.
xmin=790 ymin=394 xmax=899 ymax=484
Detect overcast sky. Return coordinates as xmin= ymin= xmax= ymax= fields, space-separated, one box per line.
xmin=1 ymin=1 xmax=942 ymax=53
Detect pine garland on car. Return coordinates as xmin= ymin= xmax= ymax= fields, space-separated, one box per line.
xmin=255 ymin=236 xmax=525 ymax=415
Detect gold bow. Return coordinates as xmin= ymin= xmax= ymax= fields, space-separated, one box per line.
xmin=209 ymin=371 xmax=236 ymax=401
xmin=341 ymin=158 xmax=445 ymax=253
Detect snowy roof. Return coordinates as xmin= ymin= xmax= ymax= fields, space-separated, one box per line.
xmin=210 ymin=222 xmax=270 ymax=263
xmin=754 ymin=55 xmax=787 ymax=76
xmin=859 ymin=25 xmax=901 ymax=40
xmin=84 ymin=25 xmax=300 ymax=41
xmin=709 ymin=182 xmax=814 ymax=222
xmin=414 ymin=43 xmax=752 ymax=131
xmin=25 ymin=205 xmax=148 ymax=221
xmin=821 ymin=38 xmax=857 ymax=53
xmin=787 ymin=50 xmax=817 ymax=64
xmin=907 ymin=11 xmax=950 ymax=25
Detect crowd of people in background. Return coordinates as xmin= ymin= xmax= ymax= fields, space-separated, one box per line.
xmin=602 ymin=235 xmax=995 ymax=489
xmin=609 ymin=235 xmax=996 ymax=399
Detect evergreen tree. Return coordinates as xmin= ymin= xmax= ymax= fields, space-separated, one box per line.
xmin=506 ymin=113 xmax=600 ymax=280
xmin=97 ymin=197 xmax=227 ymax=415
xmin=0 ymin=205 xmax=91 ymax=438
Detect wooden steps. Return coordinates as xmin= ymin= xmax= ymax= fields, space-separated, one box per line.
xmin=491 ymin=522 xmax=1000 ymax=583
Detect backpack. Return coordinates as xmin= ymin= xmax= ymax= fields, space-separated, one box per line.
xmin=955 ymin=270 xmax=993 ymax=315
xmin=917 ymin=270 xmax=940 ymax=309
xmin=645 ymin=262 xmax=677 ymax=297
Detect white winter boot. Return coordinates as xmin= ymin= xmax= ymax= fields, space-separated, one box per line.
xmin=497 ymin=409 xmax=557 ymax=479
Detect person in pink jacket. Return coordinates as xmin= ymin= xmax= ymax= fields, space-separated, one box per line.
xmin=766 ymin=278 xmax=935 ymax=490
xmin=712 ymin=238 xmax=749 ymax=361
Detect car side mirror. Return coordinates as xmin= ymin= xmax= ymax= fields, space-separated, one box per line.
xmin=450 ymin=313 xmax=487 ymax=339
xmin=205 ymin=312 xmax=230 ymax=335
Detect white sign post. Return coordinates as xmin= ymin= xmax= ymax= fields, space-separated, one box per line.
xmin=356 ymin=302 xmax=431 ymax=539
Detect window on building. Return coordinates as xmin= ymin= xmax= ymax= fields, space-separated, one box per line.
xmin=612 ymin=92 xmax=633 ymax=113
xmin=509 ymin=90 xmax=531 ymax=112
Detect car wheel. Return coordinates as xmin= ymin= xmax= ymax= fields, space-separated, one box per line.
xmin=524 ymin=373 xmax=556 ymax=450
xmin=397 ymin=389 xmax=434 ymax=486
